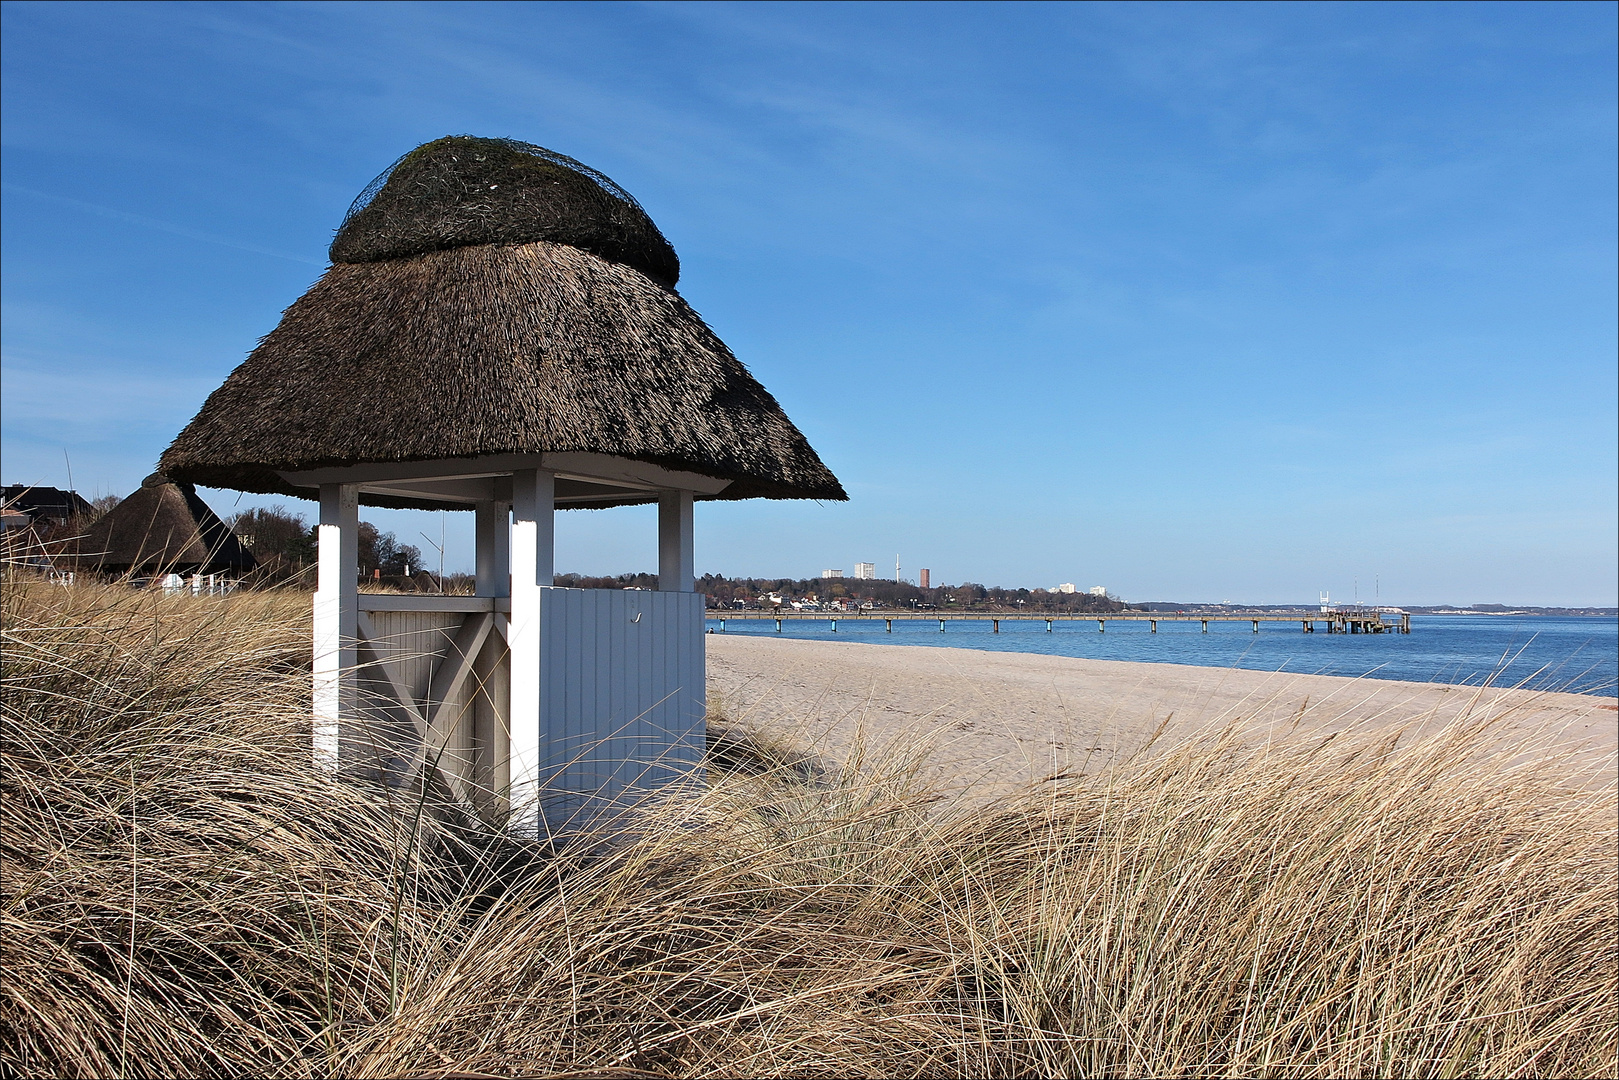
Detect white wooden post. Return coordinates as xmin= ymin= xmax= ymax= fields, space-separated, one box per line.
xmin=313 ymin=482 xmax=358 ymax=767
xmin=474 ymin=499 xmax=511 ymax=597
xmin=658 ymin=489 xmax=694 ymax=592
xmin=508 ymin=469 xmax=554 ymax=819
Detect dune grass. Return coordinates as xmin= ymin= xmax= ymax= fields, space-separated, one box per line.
xmin=1 ymin=578 xmax=1613 ymax=1078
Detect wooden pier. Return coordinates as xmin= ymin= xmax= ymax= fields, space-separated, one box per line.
xmin=711 ymin=609 xmax=1412 ymax=634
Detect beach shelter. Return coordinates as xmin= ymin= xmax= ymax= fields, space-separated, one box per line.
xmin=67 ymin=473 xmax=255 ymax=579
xmin=160 ymin=136 xmax=844 ymax=828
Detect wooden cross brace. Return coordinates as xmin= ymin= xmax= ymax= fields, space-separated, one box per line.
xmin=354 ymin=610 xmax=499 ymax=816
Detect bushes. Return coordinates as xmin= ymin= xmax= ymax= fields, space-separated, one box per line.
xmin=2 ymin=580 xmax=1613 ymax=1078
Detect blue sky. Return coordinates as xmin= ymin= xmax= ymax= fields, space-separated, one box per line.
xmin=3 ymin=1 xmax=1614 ymax=605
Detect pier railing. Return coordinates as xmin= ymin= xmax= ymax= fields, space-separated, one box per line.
xmin=711 ymin=610 xmax=1411 ymax=634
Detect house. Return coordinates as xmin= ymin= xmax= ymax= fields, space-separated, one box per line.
xmin=1 ymin=485 xmax=92 ymax=526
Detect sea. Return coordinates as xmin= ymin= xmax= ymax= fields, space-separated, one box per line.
xmin=705 ymin=614 xmax=1618 ymax=698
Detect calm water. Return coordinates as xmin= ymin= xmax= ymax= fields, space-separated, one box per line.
xmin=706 ymin=614 xmax=1618 ymax=697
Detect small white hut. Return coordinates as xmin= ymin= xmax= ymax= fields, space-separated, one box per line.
xmin=160 ymin=137 xmax=845 ymax=829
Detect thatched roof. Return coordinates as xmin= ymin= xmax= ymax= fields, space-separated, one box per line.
xmin=161 ymin=135 xmax=844 ymax=511
xmin=67 ymin=474 xmax=255 ymax=575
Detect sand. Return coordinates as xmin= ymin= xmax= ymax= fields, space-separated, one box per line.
xmin=707 ymin=635 xmax=1618 ymax=797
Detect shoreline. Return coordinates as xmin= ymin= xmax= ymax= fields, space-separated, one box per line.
xmin=708 ymin=635 xmax=1617 ymax=799
xmin=705 ymin=613 xmax=1619 ymax=699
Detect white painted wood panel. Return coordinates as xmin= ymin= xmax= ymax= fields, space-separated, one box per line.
xmin=532 ymin=586 xmax=705 ymax=825
xmin=313 ymin=484 xmax=358 ymax=767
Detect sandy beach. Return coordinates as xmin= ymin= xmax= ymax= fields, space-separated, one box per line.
xmin=708 ymin=635 xmax=1618 ymax=797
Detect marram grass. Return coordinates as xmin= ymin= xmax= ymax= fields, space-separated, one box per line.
xmin=2 ymin=579 xmax=1613 ymax=1078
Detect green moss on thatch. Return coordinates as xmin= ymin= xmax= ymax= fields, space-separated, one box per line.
xmin=329 ymin=136 xmax=680 ymax=285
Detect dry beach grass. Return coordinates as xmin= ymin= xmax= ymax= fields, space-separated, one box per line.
xmin=2 ymin=579 xmax=1614 ymax=1077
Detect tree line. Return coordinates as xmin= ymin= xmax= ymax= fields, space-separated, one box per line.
xmin=554 ymin=573 xmax=1128 ymax=611
xmin=227 ymin=506 xmax=441 ymax=585
xmin=695 ymin=574 xmax=1129 ymax=612
xmin=42 ymin=498 xmax=1129 ymax=608
xmin=220 ymin=513 xmax=1132 ymax=610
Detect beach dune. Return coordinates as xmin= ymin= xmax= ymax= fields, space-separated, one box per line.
xmin=708 ymin=635 xmax=1617 ymax=797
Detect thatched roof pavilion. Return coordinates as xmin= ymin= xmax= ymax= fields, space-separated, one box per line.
xmin=159 ymin=135 xmax=844 ymax=509
xmin=156 ymin=135 xmax=842 ymax=831
xmin=67 ymin=474 xmax=254 ymax=576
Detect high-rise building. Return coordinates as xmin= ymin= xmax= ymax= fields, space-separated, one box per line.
xmin=854 ymin=562 xmax=876 ymax=580
xmin=822 ymin=569 xmax=843 ymax=579
xmin=1089 ymin=586 xmax=1107 ymax=596
xmin=1056 ymin=582 xmax=1077 ymax=594
xmin=919 ymin=568 xmax=931 ymax=588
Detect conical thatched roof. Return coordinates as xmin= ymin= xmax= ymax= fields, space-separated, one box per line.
xmin=160 ymin=136 xmax=845 ymax=510
xmin=67 ymin=474 xmax=255 ymax=575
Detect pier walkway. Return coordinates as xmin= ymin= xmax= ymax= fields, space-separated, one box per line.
xmin=711 ymin=609 xmax=1412 ymax=634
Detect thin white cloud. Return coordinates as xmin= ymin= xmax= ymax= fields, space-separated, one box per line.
xmin=0 ymin=354 xmax=215 ymax=435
